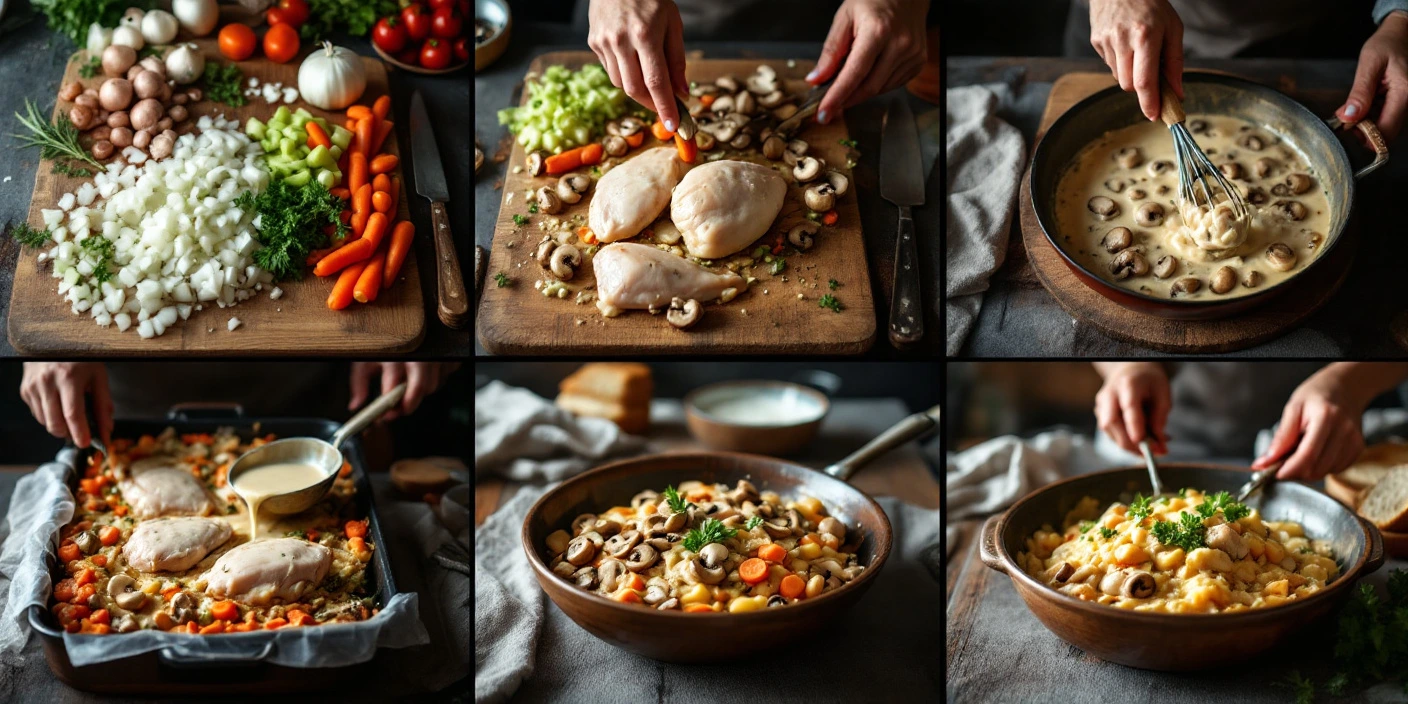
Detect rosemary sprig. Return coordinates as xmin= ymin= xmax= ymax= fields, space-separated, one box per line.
xmin=7 ymin=222 xmax=52 ymax=247
xmin=12 ymin=99 xmax=100 ymax=168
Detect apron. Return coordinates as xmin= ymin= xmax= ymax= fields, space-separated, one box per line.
xmin=573 ymin=0 xmax=841 ymax=42
xmin=1065 ymin=0 xmax=1370 ymax=58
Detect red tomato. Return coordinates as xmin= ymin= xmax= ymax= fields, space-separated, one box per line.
xmin=263 ymin=22 xmax=300 ymax=64
xmin=267 ymin=0 xmax=311 ymax=28
xmin=218 ymin=23 xmax=257 ymax=61
xmin=428 ymin=0 xmax=456 ymax=10
xmin=431 ymin=7 xmax=462 ymax=39
xmin=401 ymin=4 xmax=432 ymax=42
xmin=420 ymin=38 xmax=452 ymax=70
xmin=373 ymin=17 xmax=407 ymax=53
xmin=453 ymin=37 xmax=469 ymax=62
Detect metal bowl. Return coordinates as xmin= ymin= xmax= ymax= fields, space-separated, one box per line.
xmin=474 ymin=0 xmax=512 ymax=72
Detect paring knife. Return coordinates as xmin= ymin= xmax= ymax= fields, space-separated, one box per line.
xmin=775 ymin=76 xmax=835 ymax=140
xmin=409 ymin=90 xmax=469 ymax=330
xmin=878 ymin=95 xmax=925 ymax=348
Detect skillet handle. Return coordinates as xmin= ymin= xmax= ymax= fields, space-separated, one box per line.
xmin=822 ymin=404 xmax=939 ymax=481
xmin=158 ymin=640 xmax=276 ymax=668
xmin=1326 ymin=116 xmax=1389 ymax=180
xmin=978 ymin=514 xmax=1008 ymax=574
xmin=1356 ymin=515 xmax=1386 ymax=575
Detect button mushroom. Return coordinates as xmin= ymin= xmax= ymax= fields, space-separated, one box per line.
xmin=1272 ymin=199 xmax=1307 ymax=221
xmin=1205 ymin=523 xmax=1250 ymax=559
xmin=728 ymin=132 xmax=753 ymax=150
xmin=604 ymin=530 xmax=642 ymax=559
xmin=557 ymin=173 xmax=592 ymax=204
xmin=1147 ymin=160 xmax=1174 ymax=177
xmin=170 ymin=592 xmax=198 ymax=625
xmin=1170 ymin=276 xmax=1202 ymax=296
xmin=727 ymin=480 xmax=760 ymax=505
xmin=1265 ymin=242 xmax=1297 ymax=272
xmin=643 ymin=583 xmax=670 ymax=605
xmin=786 ymin=139 xmax=809 ymax=159
xmin=1121 ymin=571 xmax=1156 ymax=599
xmin=1101 ymin=227 xmax=1133 ymax=253
xmin=747 ymin=65 xmax=779 ymax=94
xmin=1281 ymin=173 xmax=1313 ymax=196
xmin=1218 ymin=162 xmax=1244 ymax=180
xmin=661 ymin=509 xmax=689 ymax=533
xmin=1110 ymin=249 xmax=1150 ymax=279
xmin=526 ymin=150 xmax=548 ymax=177
xmin=626 ymin=543 xmax=660 ymax=572
xmin=552 ymin=559 xmax=577 ymax=578
xmin=715 ymin=75 xmax=740 ymax=93
xmin=1210 ymin=266 xmax=1237 ymax=294
xmin=825 ymin=170 xmax=850 ymax=197
xmin=631 ymin=490 xmax=660 ymax=509
xmin=1050 ymin=562 xmax=1075 ymax=583
xmin=1113 ymin=146 xmax=1143 ymax=169
xmin=805 ymin=182 xmax=837 ymax=212
xmin=589 ymin=518 xmax=622 ymax=538
xmin=618 ymin=116 xmax=645 ymax=137
xmin=789 ymin=222 xmax=820 ymax=251
xmin=1126 ymin=188 xmax=1147 ymax=201
xmin=1240 ymin=134 xmax=1266 ymax=151
xmin=107 ymin=574 xmax=147 ymax=611
xmin=550 ymin=244 xmax=582 ymax=281
xmin=666 ymin=297 xmax=702 ymax=330
xmin=113 ymin=614 xmax=139 ymax=633
xmin=566 ymin=535 xmax=598 ymax=566
xmin=647 ymin=534 xmax=680 ymax=551
xmin=1134 ymin=202 xmax=1165 ymax=227
xmin=1104 ymin=178 xmax=1127 ymax=193
xmin=1242 ymin=270 xmax=1263 ymax=288
xmin=545 ymin=529 xmax=572 ymax=555
xmin=602 ymin=134 xmax=628 ymax=157
xmin=535 ymin=238 xmax=558 ymax=269
xmin=1099 ymin=570 xmax=1126 ymax=596
xmin=733 ymin=90 xmax=756 ymax=115
xmin=73 ymin=529 xmax=100 ymax=555
xmin=572 ymin=566 xmax=598 ymax=589
xmin=762 ymin=134 xmax=786 ymax=160
xmin=793 ymin=156 xmax=823 ymax=183
xmin=1087 ymin=196 xmax=1120 ymax=221
xmin=758 ymin=90 xmax=786 ymax=108
xmin=598 ymin=558 xmax=626 ymax=592
xmin=535 ymin=186 xmax=563 ymax=216
xmin=1253 ymin=157 xmax=1278 ymax=179
xmin=1153 ymin=255 xmax=1177 ymax=279
xmin=1244 ymin=186 xmax=1269 ymax=205
xmin=710 ymin=94 xmax=735 ymax=114
xmin=818 ymin=516 xmax=846 ymax=541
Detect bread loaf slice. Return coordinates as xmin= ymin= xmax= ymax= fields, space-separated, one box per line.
xmin=1357 ymin=466 xmax=1408 ymax=532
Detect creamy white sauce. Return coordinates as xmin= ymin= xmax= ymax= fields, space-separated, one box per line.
xmin=231 ymin=463 xmax=327 ymax=540
xmin=697 ymin=390 xmax=825 ymax=426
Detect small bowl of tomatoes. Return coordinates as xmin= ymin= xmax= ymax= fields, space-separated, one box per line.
xmin=370 ymin=0 xmax=478 ymax=75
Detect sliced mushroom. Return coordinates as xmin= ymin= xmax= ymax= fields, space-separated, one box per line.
xmin=1153 ymin=255 xmax=1177 ymax=279
xmin=657 ymin=598 xmax=680 ymax=611
xmin=805 ymin=182 xmax=837 ymax=212
xmin=589 ymin=518 xmax=622 ymax=538
xmin=107 ymin=574 xmax=147 ymax=611
xmin=1121 ymin=571 xmax=1156 ymax=599
xmin=570 ymin=513 xmax=598 ymax=536
xmin=762 ymin=134 xmax=786 ymax=160
xmin=546 ymin=529 xmax=572 ymax=554
xmin=1050 ymin=562 xmax=1075 ymax=583
xmin=1170 ymin=276 xmax=1202 ymax=297
xmin=557 ymin=173 xmax=592 ymax=204
xmin=1244 ymin=186 xmax=1269 ymax=205
xmin=1087 ymin=196 xmax=1119 ymax=220
xmin=631 ymin=490 xmax=660 ymax=509
xmin=715 ymin=75 xmax=739 ymax=93
xmin=618 ymin=116 xmax=645 ymax=137
xmin=683 ymin=553 xmax=725 ymax=584
xmin=757 ymin=90 xmax=787 ymax=109
xmin=526 ymin=150 xmax=548 ymax=177
xmin=734 ymin=91 xmax=756 ymax=115
xmin=1146 ymin=160 xmax=1174 ymax=177
xmin=818 ymin=516 xmax=846 ymax=541
xmin=793 ymin=156 xmax=822 ymax=183
xmin=1104 ymin=178 xmax=1127 ymax=193
xmin=1265 ymin=242 xmax=1297 ymax=272
xmin=598 ymin=558 xmax=626 ymax=592
xmin=535 ymin=238 xmax=557 ymax=269
xmin=1114 ymin=146 xmax=1143 ymax=169
xmin=572 ymin=566 xmax=598 ymax=589
xmin=825 ymin=170 xmax=850 ymax=197
xmin=605 ymin=119 xmax=623 ymax=136
xmin=619 ymin=542 xmax=656 ymax=572
xmin=170 ymin=592 xmax=198 ymax=625
xmin=535 ymin=186 xmax=563 ymax=215
xmin=1273 ymin=199 xmax=1307 ymax=221
xmin=604 ymin=530 xmax=642 ymax=558
xmin=602 ymin=134 xmax=629 ymax=157
xmin=73 ymin=530 xmax=100 ymax=555
xmin=1253 ymin=157 xmax=1278 ymax=179
xmin=699 ymin=542 xmax=729 ymax=569
xmin=1110 ymin=249 xmax=1149 ymax=279
xmin=643 ymin=583 xmax=670 ymax=605
xmin=666 ymin=297 xmax=703 ymax=329
xmin=566 ymin=535 xmax=598 ymax=566
xmin=647 ymin=534 xmax=679 ymax=551
xmin=1242 ymin=270 xmax=1263 ymax=288
xmin=728 ymin=132 xmax=752 ymax=150
xmin=1101 ymin=227 xmax=1133 ymax=253
xmin=1210 ymin=266 xmax=1237 ymax=294
xmin=789 ymin=222 xmax=820 ymax=250
xmin=727 ymin=480 xmax=760 ymax=505
xmin=661 ymin=509 xmax=689 ymax=533
xmin=1218 ymin=162 xmax=1244 ymax=180
xmin=786 ymin=139 xmax=809 ymax=158
xmin=703 ymin=120 xmax=738 ymax=142
xmin=552 ymin=559 xmax=576 ymax=578
xmin=762 ymin=516 xmax=793 ymax=539
xmin=550 ymin=244 xmax=582 ymax=281
xmin=113 ymin=613 xmax=139 ymax=632
xmin=1205 ymin=523 xmax=1250 ymax=559
xmin=1134 ymin=202 xmax=1165 ymax=227
xmin=710 ymin=94 xmax=735 ymax=114
xmin=1126 ymin=188 xmax=1147 ymax=201
xmin=689 ymin=83 xmax=721 ymax=98
xmin=773 ymin=104 xmax=799 ymax=120
xmin=694 ymin=131 xmax=716 ymax=151
xmin=1240 ymin=134 xmax=1266 ymax=151
xmin=1285 ymin=173 xmax=1313 ymax=195
xmin=746 ymin=65 xmax=779 ymax=94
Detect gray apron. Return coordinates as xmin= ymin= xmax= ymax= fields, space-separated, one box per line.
xmin=1065 ymin=0 xmax=1368 ymax=59
xmin=1162 ymin=362 xmax=1324 ymax=457
xmin=573 ymin=0 xmax=841 ymax=42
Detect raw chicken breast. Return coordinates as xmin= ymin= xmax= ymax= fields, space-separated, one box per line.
xmin=123 ymin=517 xmax=232 ymax=572
xmin=203 ymin=538 xmax=332 ymax=605
xmin=671 ymin=160 xmax=788 ymax=258
xmin=119 ymin=461 xmax=216 ymax=518
xmin=589 ymin=147 xmax=687 ymax=242
xmin=593 ymin=242 xmax=745 ymax=316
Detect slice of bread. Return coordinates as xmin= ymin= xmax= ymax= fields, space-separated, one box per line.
xmin=1357 ymin=466 xmax=1408 ymax=532
xmin=558 ymin=363 xmax=653 ymax=405
xmin=1339 ymin=442 xmax=1408 ymax=492
xmin=555 ymin=392 xmax=650 ymax=434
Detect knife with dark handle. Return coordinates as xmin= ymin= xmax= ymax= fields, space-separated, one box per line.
xmin=410 ymin=91 xmax=469 ymax=330
xmin=878 ymin=95 xmax=925 ymax=348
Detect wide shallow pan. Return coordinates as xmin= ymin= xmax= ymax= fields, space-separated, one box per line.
xmin=1029 ymin=72 xmax=1388 ymax=320
xmin=980 ymin=463 xmax=1383 ymax=671
xmin=522 ymin=406 xmax=939 ymax=663
xmin=27 ymin=406 xmax=397 ymax=695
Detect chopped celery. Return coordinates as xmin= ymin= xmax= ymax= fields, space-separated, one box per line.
xmin=315 ymin=170 xmax=337 ymax=189
xmin=245 ymin=117 xmax=266 ymax=140
xmin=307 ymin=145 xmax=334 ymax=169
xmin=272 ymin=106 xmax=292 ymax=123
xmin=330 ymin=126 xmax=352 ymax=150
xmin=496 ymin=63 xmax=636 ymax=154
xmin=283 ymin=170 xmax=311 ymax=186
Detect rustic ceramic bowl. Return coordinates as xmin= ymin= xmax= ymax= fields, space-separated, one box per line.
xmin=522 ymin=451 xmax=893 ymax=663
xmin=683 ymin=380 xmax=830 ymax=456
xmin=1029 ymin=72 xmax=1387 ymax=320
xmin=981 ymin=463 xmax=1384 ymax=671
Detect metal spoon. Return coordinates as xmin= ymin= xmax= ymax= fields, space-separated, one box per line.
xmin=1138 ymin=437 xmax=1165 ymax=497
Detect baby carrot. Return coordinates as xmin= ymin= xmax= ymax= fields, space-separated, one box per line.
xmin=361 ymin=212 xmax=389 ymax=249
xmin=305 ymin=122 xmax=332 ymax=149
xmin=210 ymin=600 xmax=239 ymax=621
xmin=199 ymin=621 xmax=225 ymax=635
xmin=327 ymin=262 xmax=366 ymax=310
xmin=353 ymin=252 xmax=385 ymax=303
xmin=579 ymin=142 xmax=604 ymax=166
xmin=624 ymin=131 xmax=645 ymax=148
xmin=314 ymin=238 xmax=374 ymax=277
xmin=348 ymin=152 xmax=368 ymax=195
xmin=330 ymin=187 xmax=351 ymax=201
xmin=347 ymin=105 xmax=372 ymax=121
xmin=372 ymin=191 xmax=392 ymax=213
xmin=369 ymin=154 xmax=399 ymax=174
xmin=371 ymin=173 xmax=391 ymax=194
xmin=371 ymin=119 xmax=394 ymax=154
xmin=351 ymin=211 xmax=369 ymax=238
xmin=372 ymin=95 xmax=391 ymax=120
xmin=674 ymin=134 xmax=697 ymax=163
xmin=382 ymin=221 xmax=414 ymax=287
xmin=356 ymin=118 xmax=374 ymax=158
xmin=387 ymin=175 xmax=400 ymax=215
xmin=352 ymin=183 xmax=372 ymax=216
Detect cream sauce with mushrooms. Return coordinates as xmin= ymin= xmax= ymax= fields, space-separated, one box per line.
xmin=1054 ymin=116 xmax=1332 ymax=300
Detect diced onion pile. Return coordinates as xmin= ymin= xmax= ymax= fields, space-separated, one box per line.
xmin=39 ymin=115 xmax=273 ymax=339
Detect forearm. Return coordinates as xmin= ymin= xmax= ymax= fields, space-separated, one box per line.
xmin=1308 ymin=362 xmax=1408 ymax=408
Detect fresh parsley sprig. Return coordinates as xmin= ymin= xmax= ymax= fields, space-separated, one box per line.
xmin=683 ymin=517 xmax=736 ymax=553
xmin=662 ymin=485 xmax=694 ymax=515
xmin=1151 ymin=512 xmax=1206 ymax=552
xmin=745 ymin=515 xmax=763 ymax=531
xmin=8 ymin=222 xmax=52 ymax=248
xmin=1128 ymin=493 xmax=1154 ymax=523
xmin=1098 ymin=527 xmax=1117 ymax=540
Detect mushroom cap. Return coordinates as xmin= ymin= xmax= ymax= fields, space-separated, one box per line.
xmin=804 ymin=182 xmax=837 ymax=211
xmin=789 ymin=222 xmax=819 ymax=250
xmin=557 ymin=173 xmax=592 ymax=203
xmin=1087 ymin=196 xmax=1119 ymax=220
xmin=535 ymin=186 xmax=563 ymax=214
xmin=1110 ymin=249 xmax=1149 ymax=279
xmin=666 ymin=297 xmax=703 ymax=329
xmin=793 ymin=156 xmax=823 ymax=182
xmin=1120 ymin=571 xmax=1156 ymax=599
xmin=1134 ymin=202 xmax=1165 ymax=226
xmin=1153 ymin=254 xmax=1177 ymax=279
xmin=762 ymin=134 xmax=786 ymax=160
xmin=1101 ymin=226 xmax=1133 ymax=253
xmin=1265 ymin=242 xmax=1297 ymax=271
xmin=1210 ymin=266 xmax=1237 ymax=294
xmin=550 ymin=244 xmax=582 ymax=281
xmin=1171 ymin=276 xmax=1202 ymax=295
xmin=526 ymin=150 xmax=548 ymax=176
xmin=825 ymin=170 xmax=850 ymax=196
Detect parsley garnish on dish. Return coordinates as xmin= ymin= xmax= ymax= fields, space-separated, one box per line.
xmin=745 ymin=515 xmax=763 ymax=531
xmin=662 ymin=485 xmax=694 ymax=515
xmin=683 ymin=518 xmax=736 ymax=553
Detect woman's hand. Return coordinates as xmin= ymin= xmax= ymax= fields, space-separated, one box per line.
xmin=349 ymin=362 xmax=460 ymax=421
xmin=1088 ymin=0 xmax=1183 ymax=121
xmin=20 ymin=363 xmax=112 ymax=449
xmin=1338 ymin=11 xmax=1408 ymax=140
xmin=1093 ymin=362 xmax=1171 ymax=455
xmin=588 ymin=0 xmax=688 ymax=132
xmin=808 ymin=0 xmax=929 ymax=124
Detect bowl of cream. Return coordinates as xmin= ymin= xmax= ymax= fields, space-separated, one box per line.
xmin=683 ymin=380 xmax=831 ymax=456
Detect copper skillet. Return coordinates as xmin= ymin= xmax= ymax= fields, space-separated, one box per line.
xmin=980 ymin=463 xmax=1384 ymax=671
xmin=521 ymin=405 xmax=939 ymax=663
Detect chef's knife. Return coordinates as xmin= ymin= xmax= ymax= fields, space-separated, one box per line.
xmin=775 ymin=76 xmax=835 ymax=139
xmin=410 ymin=90 xmax=468 ymax=330
xmin=879 ymin=95 xmax=925 ymax=348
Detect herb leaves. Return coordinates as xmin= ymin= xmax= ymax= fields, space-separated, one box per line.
xmin=683 ymin=518 xmax=736 ymax=553
xmin=235 ymin=180 xmax=346 ymax=281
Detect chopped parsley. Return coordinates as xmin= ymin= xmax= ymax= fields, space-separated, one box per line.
xmin=745 ymin=515 xmax=764 ymax=531
xmin=683 ymin=518 xmax=736 ymax=553
xmin=77 ymin=56 xmax=101 ymax=78
xmin=770 ymin=258 xmax=786 ymax=275
xmin=8 ymin=222 xmax=52 ymax=247
xmin=1127 ymin=493 xmax=1153 ymax=523
xmin=838 ymin=138 xmax=858 ymax=148
xmin=528 ymin=201 xmax=539 ymax=214
xmin=201 ymin=62 xmax=247 ymax=107
xmin=590 ymin=166 xmax=602 ymax=177
xmin=512 ymin=214 xmax=529 ymax=227
xmin=235 ymin=180 xmax=346 ymax=281
xmin=828 ymin=278 xmax=840 ymax=290
xmin=1177 ymin=487 xmax=1189 ymax=499
xmin=818 ymin=294 xmax=842 ymax=313
xmin=286 ymin=530 xmax=307 ymax=539
xmin=1195 ymin=491 xmax=1249 ymax=522
xmin=662 ymin=485 xmax=694 ymax=515
xmin=494 ymin=272 xmax=511 ymax=288
xmin=1151 ymin=512 xmax=1206 ymax=552
xmin=79 ymin=236 xmax=114 ymax=284
xmin=52 ymin=161 xmax=92 ymax=178
xmin=1078 ymin=520 xmax=1096 ymax=534
xmin=1098 ymin=527 xmax=1117 ymax=540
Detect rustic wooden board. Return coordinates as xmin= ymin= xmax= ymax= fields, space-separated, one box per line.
xmin=477 ymin=51 xmax=875 ymax=356
xmin=1020 ymin=72 xmax=1351 ymax=354
xmin=8 ymin=38 xmax=424 ymax=355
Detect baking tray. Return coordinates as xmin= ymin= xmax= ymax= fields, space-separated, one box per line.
xmin=25 ymin=405 xmax=399 ymax=694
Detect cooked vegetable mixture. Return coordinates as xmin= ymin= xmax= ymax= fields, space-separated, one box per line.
xmin=545 ymin=479 xmax=865 ymax=612
xmin=50 ymin=427 xmax=377 ymax=634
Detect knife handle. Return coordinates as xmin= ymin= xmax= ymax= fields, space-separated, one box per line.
xmin=888 ymin=205 xmax=924 ymax=348
xmin=431 ymin=200 xmax=469 ymax=329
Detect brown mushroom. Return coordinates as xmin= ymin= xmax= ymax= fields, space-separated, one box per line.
xmin=1051 ymin=562 xmax=1075 ymax=584
xmin=1244 ymin=186 xmax=1269 ymax=205
xmin=1253 ymin=157 xmax=1278 ymax=179
xmin=1206 ymin=523 xmax=1250 ymax=559
xmin=625 ymin=543 xmax=660 ymax=572
xmin=598 ymin=558 xmax=626 ymax=592
xmin=604 ymin=530 xmax=642 ymax=559
xmin=1134 ymin=202 xmax=1165 ymax=227
xmin=1101 ymin=227 xmax=1133 ymax=254
xmin=557 ymin=173 xmax=592 ymax=204
xmin=1126 ymin=188 xmax=1147 ymax=201
xmin=1210 ymin=266 xmax=1237 ymax=294
xmin=727 ymin=480 xmax=760 ymax=505
xmin=526 ymin=150 xmax=548 ymax=177
xmin=1242 ymin=270 xmax=1263 ymax=288
xmin=566 ymin=535 xmax=598 ymax=566
xmin=550 ymin=244 xmax=581 ymax=281
xmin=602 ymin=134 xmax=628 ymax=157
xmin=805 ymin=182 xmax=837 ymax=212
xmin=1265 ymin=242 xmax=1297 ymax=272
xmin=1104 ymin=178 xmax=1127 ymax=193
xmin=1240 ymin=134 xmax=1266 ymax=151
xmin=818 ymin=516 xmax=846 ymax=541
xmin=535 ymin=186 xmax=563 ymax=215
xmin=789 ymin=222 xmax=820 ymax=250
xmin=571 ymin=513 xmax=597 ymax=535
xmin=793 ymin=156 xmax=823 ymax=183
xmin=728 ymin=132 xmax=752 ymax=150
xmin=1285 ymin=173 xmax=1313 ymax=195
xmin=1120 ymin=571 xmax=1156 ymax=599
xmin=1218 ymin=162 xmax=1244 ymax=180
xmin=825 ymin=170 xmax=850 ymax=197
xmin=666 ymin=297 xmax=702 ymax=330
xmin=1146 ymin=160 xmax=1174 ymax=177
xmin=762 ymin=134 xmax=786 ymax=160
xmin=1114 ymin=146 xmax=1143 ymax=169
xmin=1087 ymin=196 xmax=1120 ymax=220
xmin=1153 ymin=255 xmax=1178 ymax=279
xmin=1170 ymin=276 xmax=1202 ymax=297
xmin=1110 ymin=249 xmax=1150 ymax=279
xmin=1273 ymin=199 xmax=1307 ymax=221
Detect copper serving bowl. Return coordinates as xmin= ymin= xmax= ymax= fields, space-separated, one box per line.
xmin=980 ymin=463 xmax=1384 ymax=671
xmin=1029 ymin=72 xmax=1388 ymax=320
xmin=521 ymin=406 xmax=939 ymax=663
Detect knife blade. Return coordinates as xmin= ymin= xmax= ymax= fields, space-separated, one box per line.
xmin=879 ymin=96 xmax=925 ymax=348
xmin=410 ymin=91 xmax=448 ymax=202
xmin=775 ymin=76 xmax=833 ymax=139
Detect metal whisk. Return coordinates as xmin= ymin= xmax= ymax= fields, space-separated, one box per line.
xmin=1159 ymin=80 xmax=1250 ymax=231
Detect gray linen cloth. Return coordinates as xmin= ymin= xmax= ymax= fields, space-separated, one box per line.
xmin=945 ymin=85 xmax=1026 ymax=355
xmin=475 ymin=381 xmax=645 ymax=482
xmin=476 ymin=486 xmax=942 ymax=703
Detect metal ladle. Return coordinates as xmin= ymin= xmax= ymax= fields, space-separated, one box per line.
xmin=226 ymin=383 xmax=406 ymax=516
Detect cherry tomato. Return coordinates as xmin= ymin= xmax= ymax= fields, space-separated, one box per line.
xmin=453 ymin=37 xmax=469 ymax=63
xmin=428 ymin=0 xmax=456 ymax=10
xmin=420 ymin=38 xmax=452 ymax=70
xmin=266 ymin=0 xmax=311 ymax=27
xmin=263 ymin=22 xmax=300 ymax=64
xmin=372 ymin=17 xmax=407 ymax=54
xmin=401 ymin=4 xmax=432 ymax=42
xmin=218 ymin=23 xmax=257 ymax=61
xmin=431 ymin=8 xmax=462 ymax=39
xmin=395 ymin=44 xmax=421 ymax=66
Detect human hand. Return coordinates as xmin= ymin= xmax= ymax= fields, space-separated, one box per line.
xmin=588 ymin=0 xmax=688 ymax=132
xmin=808 ymin=0 xmax=929 ymax=124
xmin=20 ymin=363 xmax=112 ymax=449
xmin=1253 ymin=372 xmax=1367 ymax=482
xmin=349 ymin=362 xmax=459 ymax=421
xmin=1088 ymin=0 xmax=1183 ymax=121
xmin=1337 ymin=11 xmax=1408 ymax=140
xmin=1093 ymin=362 xmax=1171 ymax=455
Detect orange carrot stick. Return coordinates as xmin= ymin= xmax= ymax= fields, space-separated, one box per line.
xmin=369 ymin=154 xmax=399 ymax=174
xmin=372 ymin=191 xmax=392 ymax=213
xmin=353 ymin=250 xmax=385 ymax=303
xmin=327 ymin=262 xmax=365 ymax=310
xmin=351 ymin=210 xmax=368 ymax=238
xmin=371 ymin=119 xmax=394 ymax=155
xmin=383 ymin=221 xmax=414 ymax=287
xmin=314 ymin=238 xmax=374 ymax=277
xmin=372 ymin=95 xmax=391 ymax=121
xmin=624 ymin=131 xmax=645 ymax=148
xmin=329 ymin=187 xmax=350 ymax=200
xmin=356 ymin=118 xmax=374 ymax=158
xmin=352 ymin=183 xmax=372 ymax=216
xmin=579 ymin=142 xmax=604 ymax=166
xmin=674 ymin=134 xmax=697 ymax=163
xmin=348 ymin=152 xmax=368 ymax=195
xmin=371 ymin=174 xmax=391 ymax=194
xmin=347 ymin=105 xmax=372 ymax=121
xmin=305 ymin=122 xmax=332 ymax=149
xmin=361 ymin=212 xmax=389 ymax=249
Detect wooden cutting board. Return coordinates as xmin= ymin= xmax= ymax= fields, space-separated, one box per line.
xmin=477 ymin=51 xmax=875 ymax=356
xmin=1019 ymin=72 xmax=1351 ymax=354
xmin=8 ymin=39 xmax=423 ymax=355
